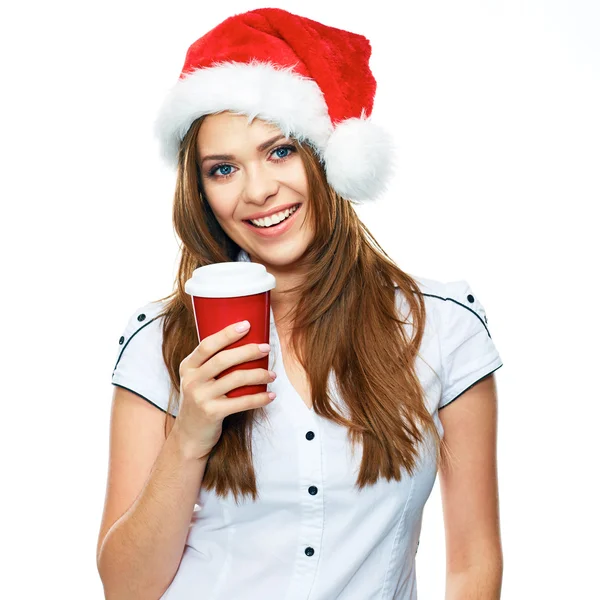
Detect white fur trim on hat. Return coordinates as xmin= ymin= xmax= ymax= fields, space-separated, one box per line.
xmin=153 ymin=60 xmax=333 ymax=166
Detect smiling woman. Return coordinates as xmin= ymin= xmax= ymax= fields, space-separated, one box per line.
xmin=98 ymin=7 xmax=504 ymax=600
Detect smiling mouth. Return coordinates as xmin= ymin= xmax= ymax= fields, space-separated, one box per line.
xmin=243 ymin=203 xmax=302 ymax=228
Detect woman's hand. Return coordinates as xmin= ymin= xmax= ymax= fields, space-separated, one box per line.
xmin=172 ymin=321 xmax=275 ymax=461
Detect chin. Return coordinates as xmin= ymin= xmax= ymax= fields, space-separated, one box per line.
xmin=259 ymin=240 xmax=309 ymax=265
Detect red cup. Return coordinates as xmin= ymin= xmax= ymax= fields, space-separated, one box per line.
xmin=184 ymin=261 xmax=276 ymax=398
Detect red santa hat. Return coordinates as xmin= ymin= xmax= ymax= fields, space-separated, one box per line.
xmin=154 ymin=8 xmax=394 ymax=203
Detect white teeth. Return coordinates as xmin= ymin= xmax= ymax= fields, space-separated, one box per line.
xmin=250 ymin=205 xmax=299 ymax=227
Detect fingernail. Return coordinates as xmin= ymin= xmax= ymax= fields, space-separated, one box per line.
xmin=258 ymin=343 xmax=271 ymax=352
xmin=235 ymin=320 xmax=250 ymax=332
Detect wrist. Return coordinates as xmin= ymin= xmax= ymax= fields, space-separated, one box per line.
xmin=169 ymin=421 xmax=212 ymax=463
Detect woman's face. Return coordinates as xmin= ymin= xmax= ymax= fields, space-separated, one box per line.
xmin=197 ymin=112 xmax=313 ymax=268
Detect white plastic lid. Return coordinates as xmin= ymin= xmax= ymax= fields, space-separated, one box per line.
xmin=184 ymin=261 xmax=276 ymax=298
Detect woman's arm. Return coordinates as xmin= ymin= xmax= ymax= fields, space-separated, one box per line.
xmin=97 ymin=388 xmax=209 ymax=600
xmin=438 ymin=374 xmax=503 ymax=600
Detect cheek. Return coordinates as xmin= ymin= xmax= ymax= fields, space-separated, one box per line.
xmin=284 ymin=163 xmax=309 ymax=195
xmin=203 ymin=185 xmax=239 ymax=220
xmin=211 ymin=202 xmax=234 ymax=221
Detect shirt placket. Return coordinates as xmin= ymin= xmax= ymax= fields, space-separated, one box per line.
xmin=283 ymin=406 xmax=324 ymax=600
xmin=269 ymin=309 xmax=325 ymax=600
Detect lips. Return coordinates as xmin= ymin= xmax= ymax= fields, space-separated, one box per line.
xmin=242 ymin=202 xmax=302 ymax=237
xmin=243 ymin=203 xmax=302 ymax=226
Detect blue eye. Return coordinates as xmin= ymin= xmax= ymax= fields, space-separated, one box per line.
xmin=216 ymin=165 xmax=233 ymax=176
xmin=207 ymin=164 xmax=234 ymax=178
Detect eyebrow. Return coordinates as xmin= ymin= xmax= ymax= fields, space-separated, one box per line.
xmin=200 ymin=134 xmax=287 ymax=165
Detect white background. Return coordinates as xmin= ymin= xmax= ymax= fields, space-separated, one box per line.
xmin=2 ymin=0 xmax=598 ymax=598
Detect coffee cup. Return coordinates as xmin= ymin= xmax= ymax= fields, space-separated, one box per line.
xmin=184 ymin=261 xmax=276 ymax=398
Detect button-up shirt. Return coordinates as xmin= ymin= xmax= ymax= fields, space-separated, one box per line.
xmin=110 ymin=249 xmax=503 ymax=599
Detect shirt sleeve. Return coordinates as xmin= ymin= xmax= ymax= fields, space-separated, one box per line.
xmin=436 ymin=280 xmax=503 ymax=410
xmin=111 ymin=301 xmax=178 ymax=417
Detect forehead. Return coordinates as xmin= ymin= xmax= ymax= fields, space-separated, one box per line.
xmin=197 ymin=112 xmax=283 ymax=151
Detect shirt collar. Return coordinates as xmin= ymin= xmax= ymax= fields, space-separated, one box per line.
xmin=236 ymin=248 xmax=251 ymax=262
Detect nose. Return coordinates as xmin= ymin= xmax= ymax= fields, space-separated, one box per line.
xmin=242 ymin=161 xmax=279 ymax=205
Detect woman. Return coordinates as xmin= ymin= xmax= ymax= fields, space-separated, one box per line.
xmin=97 ymin=8 xmax=504 ymax=599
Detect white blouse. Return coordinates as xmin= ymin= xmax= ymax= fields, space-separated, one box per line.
xmin=110 ymin=249 xmax=503 ymax=599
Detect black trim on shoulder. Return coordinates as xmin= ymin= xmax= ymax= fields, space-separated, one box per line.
xmin=112 ymin=315 xmax=162 ymax=373
xmin=111 ymin=382 xmax=176 ymax=417
xmin=438 ymin=363 xmax=503 ymax=410
xmin=421 ymin=292 xmax=492 ymax=338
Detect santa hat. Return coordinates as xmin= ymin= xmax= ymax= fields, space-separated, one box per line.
xmin=153 ymin=8 xmax=394 ymax=203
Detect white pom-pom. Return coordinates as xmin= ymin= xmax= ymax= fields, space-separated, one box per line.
xmin=323 ymin=116 xmax=395 ymax=203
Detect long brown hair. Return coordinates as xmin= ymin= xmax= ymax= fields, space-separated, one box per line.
xmin=154 ymin=115 xmax=449 ymax=503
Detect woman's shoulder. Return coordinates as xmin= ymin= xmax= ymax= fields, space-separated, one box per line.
xmin=117 ymin=299 xmax=169 ymax=345
xmin=112 ymin=298 xmax=175 ymax=415
xmin=394 ymin=274 xmax=447 ymax=318
xmin=394 ymin=274 xmax=493 ymax=343
xmin=395 ymin=274 xmax=496 ymax=361
xmin=396 ymin=274 xmax=479 ymax=311
xmin=407 ymin=274 xmax=446 ymax=298
xmin=133 ymin=298 xmax=170 ymax=323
